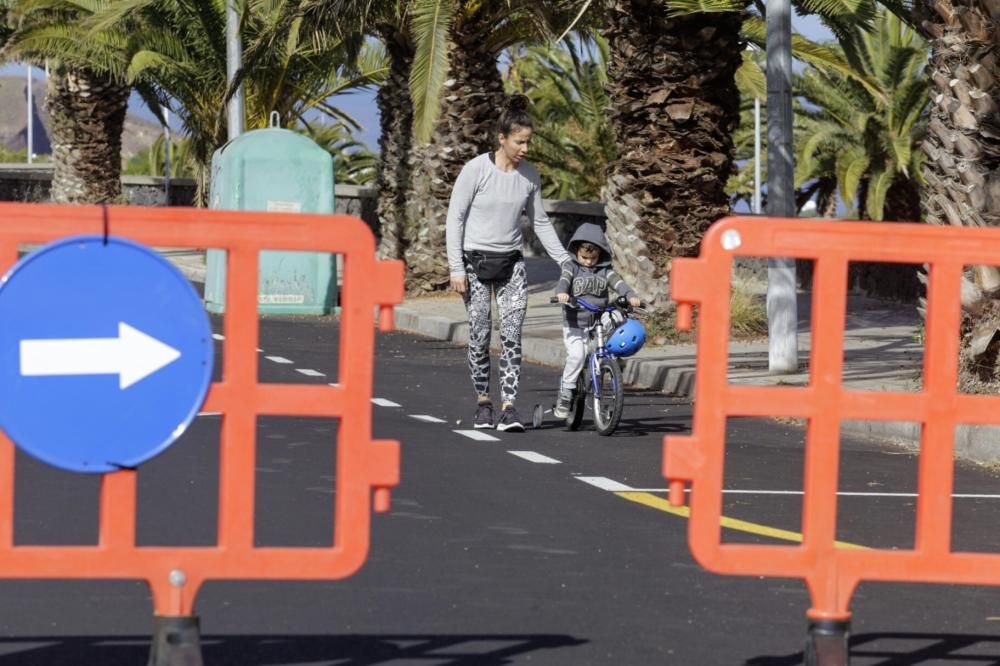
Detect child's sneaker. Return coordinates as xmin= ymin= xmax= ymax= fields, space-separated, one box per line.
xmin=496 ymin=405 xmax=526 ymax=432
xmin=553 ymin=387 xmax=574 ymax=419
xmin=474 ymin=401 xmax=494 ymax=429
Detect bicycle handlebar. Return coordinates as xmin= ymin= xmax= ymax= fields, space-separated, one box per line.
xmin=549 ymin=295 xmax=646 ymax=312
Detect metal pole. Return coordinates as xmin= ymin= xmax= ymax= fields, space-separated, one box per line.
xmin=225 ymin=0 xmax=245 ymax=140
xmin=26 ymin=64 xmax=33 ymax=164
xmin=753 ymin=96 xmax=761 ymax=214
xmin=765 ymin=0 xmax=799 ymax=373
xmin=164 ymin=109 xmax=171 ymax=205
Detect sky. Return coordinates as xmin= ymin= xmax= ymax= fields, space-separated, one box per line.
xmin=1 ymin=11 xmax=831 ymax=154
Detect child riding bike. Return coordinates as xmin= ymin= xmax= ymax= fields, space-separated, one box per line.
xmin=554 ymin=223 xmax=642 ymax=419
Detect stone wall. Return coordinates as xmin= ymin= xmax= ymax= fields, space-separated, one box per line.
xmin=0 ymin=164 xmax=605 ymax=241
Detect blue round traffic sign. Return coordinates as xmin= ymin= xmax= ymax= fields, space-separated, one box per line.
xmin=0 ymin=235 xmax=214 ymax=472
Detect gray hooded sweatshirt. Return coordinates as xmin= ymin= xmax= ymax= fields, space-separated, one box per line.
xmin=555 ymin=223 xmax=636 ymax=328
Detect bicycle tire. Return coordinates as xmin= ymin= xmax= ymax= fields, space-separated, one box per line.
xmin=566 ymin=373 xmax=587 ymax=430
xmin=592 ymin=357 xmax=624 ymax=435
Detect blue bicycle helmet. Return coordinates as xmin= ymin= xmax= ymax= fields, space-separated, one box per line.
xmin=606 ymin=318 xmax=646 ymax=357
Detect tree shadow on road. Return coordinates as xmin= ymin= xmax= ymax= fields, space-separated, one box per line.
xmin=747 ymin=631 xmax=1000 ymax=665
xmin=0 ymin=632 xmax=587 ymax=665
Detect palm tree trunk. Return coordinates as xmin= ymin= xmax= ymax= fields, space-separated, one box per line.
xmin=850 ymin=177 xmax=922 ymax=301
xmin=376 ymin=32 xmax=415 ymax=261
xmin=916 ymin=0 xmax=1000 ymax=390
xmin=46 ymin=65 xmax=129 ymax=204
xmin=602 ymin=0 xmax=744 ymax=310
xmin=405 ymin=40 xmax=504 ymax=293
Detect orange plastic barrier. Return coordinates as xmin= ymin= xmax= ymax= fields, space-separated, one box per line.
xmin=666 ymin=215 xmax=1000 ymax=623
xmin=0 ymin=202 xmax=403 ymax=616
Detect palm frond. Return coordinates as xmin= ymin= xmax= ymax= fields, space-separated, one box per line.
xmin=409 ymin=0 xmax=455 ymax=143
xmin=865 ymin=166 xmax=893 ymax=220
xmin=664 ymin=0 xmax=745 ymax=17
xmin=735 ymin=50 xmax=765 ymax=100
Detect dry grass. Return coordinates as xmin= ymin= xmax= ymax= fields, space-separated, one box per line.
xmin=729 ymin=281 xmax=768 ymax=339
xmin=643 ymin=280 xmax=768 ymax=346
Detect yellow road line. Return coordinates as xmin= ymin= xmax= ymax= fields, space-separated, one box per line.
xmin=616 ymin=491 xmax=868 ymax=550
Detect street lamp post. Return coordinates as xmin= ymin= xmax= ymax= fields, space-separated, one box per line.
xmin=26 ymin=64 xmax=33 ymax=165
xmin=754 ymin=96 xmax=761 ymax=214
xmin=226 ymin=0 xmax=245 ymax=140
xmin=765 ymin=0 xmax=799 ymax=373
xmin=164 ymin=109 xmax=171 ymax=204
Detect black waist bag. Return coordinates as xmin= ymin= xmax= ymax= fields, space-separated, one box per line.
xmin=465 ymin=250 xmax=522 ymax=282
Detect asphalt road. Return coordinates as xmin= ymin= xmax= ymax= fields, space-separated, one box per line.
xmin=2 ymin=316 xmax=1000 ymax=665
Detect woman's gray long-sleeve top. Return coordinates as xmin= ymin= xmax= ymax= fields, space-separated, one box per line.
xmin=446 ymin=153 xmax=569 ymax=277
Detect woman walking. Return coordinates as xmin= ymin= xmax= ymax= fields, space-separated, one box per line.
xmin=446 ymin=95 xmax=569 ymax=432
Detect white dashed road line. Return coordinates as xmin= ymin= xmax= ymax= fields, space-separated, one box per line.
xmin=410 ymin=415 xmax=447 ymax=423
xmin=372 ymin=398 xmax=402 ymax=407
xmin=296 ymin=368 xmax=326 ymax=377
xmin=265 ymin=356 xmax=293 ymax=364
xmin=454 ymin=429 xmax=500 ymax=442
xmin=212 ymin=333 xmax=225 ymax=341
xmin=628 ymin=487 xmax=1000 ymax=499
xmin=508 ymin=451 xmax=560 ymax=464
xmin=575 ymin=476 xmax=634 ymax=492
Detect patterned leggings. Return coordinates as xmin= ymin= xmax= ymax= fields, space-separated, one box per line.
xmin=463 ymin=260 xmax=528 ymax=406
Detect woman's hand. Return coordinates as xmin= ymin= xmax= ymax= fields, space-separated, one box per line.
xmin=451 ymin=274 xmax=468 ymax=294
xmin=556 ymin=292 xmax=570 ymax=304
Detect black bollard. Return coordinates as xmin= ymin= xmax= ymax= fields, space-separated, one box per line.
xmin=147 ymin=615 xmax=204 ymax=666
xmin=804 ymin=618 xmax=850 ymax=666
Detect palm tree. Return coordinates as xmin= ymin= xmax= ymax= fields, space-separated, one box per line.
xmin=243 ymin=0 xmax=414 ymax=259
xmin=915 ymin=0 xmax=1000 ymax=390
xmin=303 ymin=120 xmax=380 ymax=185
xmin=401 ymin=0 xmax=570 ymax=293
xmin=504 ymin=36 xmax=616 ymax=201
xmin=374 ymin=22 xmax=416 ymax=260
xmin=553 ymin=0 xmax=897 ymax=309
xmin=1 ymin=0 xmax=134 ymax=204
xmin=93 ymin=0 xmax=386 ymax=200
xmin=788 ymin=11 xmax=929 ymax=301
xmin=598 ymin=0 xmax=745 ymax=309
xmin=123 ymin=135 xmax=198 ymax=178
xmin=794 ymin=11 xmax=927 ymax=223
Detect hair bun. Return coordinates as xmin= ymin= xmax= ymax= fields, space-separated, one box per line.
xmin=506 ymin=94 xmax=529 ymax=113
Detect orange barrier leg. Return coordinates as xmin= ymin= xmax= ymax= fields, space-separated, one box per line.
xmin=804 ymin=619 xmax=850 ymax=666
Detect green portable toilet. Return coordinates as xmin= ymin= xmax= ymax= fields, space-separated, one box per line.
xmin=204 ymin=114 xmax=336 ymax=315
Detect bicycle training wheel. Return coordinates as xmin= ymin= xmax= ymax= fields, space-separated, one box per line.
xmin=592 ymin=357 xmax=624 ymax=436
xmin=566 ymin=374 xmax=587 ymax=430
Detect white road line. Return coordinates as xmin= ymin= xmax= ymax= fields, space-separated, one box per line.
xmin=265 ymin=356 xmax=293 ymax=364
xmin=198 ymin=411 xmax=222 ymax=416
xmin=296 ymin=368 xmax=326 ymax=377
xmin=509 ymin=451 xmax=561 ymax=464
xmin=212 ymin=334 xmax=225 ymax=341
xmin=576 ymin=476 xmax=634 ymax=492
xmin=411 ymin=415 xmax=446 ymax=423
xmin=454 ymin=429 xmax=499 ymax=441
xmin=372 ymin=398 xmax=401 ymax=407
xmin=628 ymin=488 xmax=1000 ymax=499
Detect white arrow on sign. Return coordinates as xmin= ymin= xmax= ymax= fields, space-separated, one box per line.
xmin=19 ymin=322 xmax=182 ymax=389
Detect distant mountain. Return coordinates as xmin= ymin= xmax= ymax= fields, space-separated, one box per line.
xmin=0 ymin=76 xmax=162 ymax=161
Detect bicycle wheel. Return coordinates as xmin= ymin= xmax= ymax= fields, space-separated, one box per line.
xmin=566 ymin=373 xmax=587 ymax=430
xmin=592 ymin=356 xmax=624 ymax=436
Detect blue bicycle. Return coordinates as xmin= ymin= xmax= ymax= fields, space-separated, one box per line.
xmin=533 ymin=296 xmax=646 ymax=435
